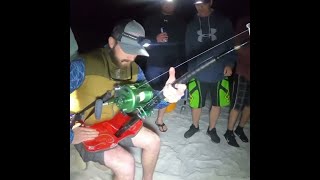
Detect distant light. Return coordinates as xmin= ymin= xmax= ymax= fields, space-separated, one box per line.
xmin=162 ymin=0 xmax=174 ymax=2
xmin=140 ymin=39 xmax=151 ymax=47
xmin=194 ymin=0 xmax=203 ymax=4
xmin=194 ymin=0 xmax=210 ymax=4
xmin=143 ymin=43 xmax=150 ymax=48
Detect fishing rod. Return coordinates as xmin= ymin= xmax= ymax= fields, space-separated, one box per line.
xmin=75 ymin=23 xmax=251 ymax=153
xmin=71 ymin=23 xmax=250 ymax=136
xmin=113 ymin=23 xmax=250 ymax=137
xmin=138 ymin=38 xmax=250 ymax=117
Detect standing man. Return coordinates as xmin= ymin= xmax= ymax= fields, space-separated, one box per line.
xmin=143 ymin=0 xmax=186 ymax=132
xmin=224 ymin=16 xmax=250 ymax=147
xmin=184 ymin=0 xmax=237 ymax=144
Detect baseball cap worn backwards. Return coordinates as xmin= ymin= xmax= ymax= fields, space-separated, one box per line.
xmin=112 ymin=19 xmax=150 ymax=57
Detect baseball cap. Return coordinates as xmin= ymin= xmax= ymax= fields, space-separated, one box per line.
xmin=193 ymin=0 xmax=210 ymax=4
xmin=112 ymin=19 xmax=150 ymax=57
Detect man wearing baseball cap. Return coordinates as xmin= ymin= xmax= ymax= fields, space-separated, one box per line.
xmin=143 ymin=0 xmax=186 ymax=132
xmin=70 ymin=19 xmax=186 ymax=180
xmin=184 ymin=0 xmax=237 ymax=144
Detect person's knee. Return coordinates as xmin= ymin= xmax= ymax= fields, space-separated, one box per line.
xmin=108 ymin=152 xmax=135 ymax=177
xmin=133 ymin=128 xmax=161 ymax=151
xmin=145 ymin=132 xmax=161 ymax=150
xmin=118 ymin=154 xmax=135 ymax=171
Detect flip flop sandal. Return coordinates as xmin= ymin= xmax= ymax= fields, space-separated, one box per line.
xmin=155 ymin=122 xmax=168 ymax=132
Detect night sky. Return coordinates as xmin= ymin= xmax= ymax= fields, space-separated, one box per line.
xmin=70 ymin=0 xmax=250 ymax=53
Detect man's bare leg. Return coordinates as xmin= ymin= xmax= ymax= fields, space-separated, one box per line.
xmin=227 ymin=108 xmax=240 ymax=130
xmin=132 ymin=127 xmax=161 ymax=180
xmin=209 ymin=106 xmax=221 ymax=130
xmin=191 ymin=108 xmax=201 ymax=128
xmin=184 ymin=108 xmax=201 ymax=138
xmin=239 ymin=106 xmax=250 ymax=127
xmin=234 ymin=106 xmax=250 ymax=142
xmin=155 ymin=107 xmax=168 ymax=132
xmin=103 ymin=146 xmax=135 ymax=180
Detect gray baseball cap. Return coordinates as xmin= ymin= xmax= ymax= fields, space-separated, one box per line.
xmin=112 ymin=19 xmax=150 ymax=57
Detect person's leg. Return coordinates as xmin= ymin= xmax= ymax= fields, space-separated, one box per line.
xmin=146 ymin=66 xmax=169 ymax=132
xmin=224 ymin=108 xmax=241 ymax=147
xmin=239 ymin=80 xmax=250 ymax=128
xmin=155 ymin=107 xmax=168 ymax=132
xmin=191 ymin=81 xmax=208 ymax=129
xmin=210 ymin=81 xmax=225 ymax=129
xmin=103 ymin=146 xmax=135 ymax=180
xmin=184 ymin=106 xmax=201 ymax=139
xmin=131 ymin=126 xmax=161 ymax=180
xmin=184 ymin=79 xmax=206 ymax=138
xmin=239 ymin=105 xmax=250 ymax=128
xmin=209 ymin=106 xmax=221 ymax=130
xmin=206 ymin=82 xmax=222 ymax=143
xmin=225 ymin=74 xmax=247 ymax=146
xmin=235 ymin=105 xmax=250 ymax=142
xmin=227 ymin=74 xmax=243 ymax=131
xmin=235 ymin=80 xmax=250 ymax=142
xmin=191 ymin=108 xmax=201 ymax=128
xmin=206 ymin=105 xmax=221 ymax=143
xmin=74 ymin=143 xmax=135 ymax=180
xmin=227 ymin=108 xmax=240 ymax=130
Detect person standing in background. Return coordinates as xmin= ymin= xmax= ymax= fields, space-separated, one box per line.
xmin=143 ymin=0 xmax=186 ymax=132
xmin=184 ymin=0 xmax=237 ymax=144
xmin=224 ymin=16 xmax=250 ymax=147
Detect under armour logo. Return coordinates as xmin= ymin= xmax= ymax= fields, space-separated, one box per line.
xmin=197 ymin=28 xmax=217 ymax=42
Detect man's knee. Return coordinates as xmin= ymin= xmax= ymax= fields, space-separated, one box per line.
xmin=107 ymin=151 xmax=135 ymax=176
xmin=133 ymin=127 xmax=161 ymax=151
xmin=117 ymin=154 xmax=135 ymax=170
xmin=145 ymin=132 xmax=161 ymax=150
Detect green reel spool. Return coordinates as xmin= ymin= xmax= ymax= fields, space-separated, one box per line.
xmin=114 ymin=83 xmax=155 ymax=117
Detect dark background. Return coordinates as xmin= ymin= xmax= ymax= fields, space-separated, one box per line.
xmin=70 ymin=0 xmax=250 ymax=53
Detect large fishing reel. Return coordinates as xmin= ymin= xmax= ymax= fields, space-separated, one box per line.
xmin=113 ymin=82 xmax=155 ymax=118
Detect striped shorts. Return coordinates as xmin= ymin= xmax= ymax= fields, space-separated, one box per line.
xmin=230 ymin=74 xmax=250 ymax=111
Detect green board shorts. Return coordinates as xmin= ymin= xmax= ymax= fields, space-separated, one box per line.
xmin=187 ymin=78 xmax=230 ymax=108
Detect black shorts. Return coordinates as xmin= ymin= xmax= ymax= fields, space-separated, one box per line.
xmin=74 ymin=137 xmax=134 ymax=166
xmin=230 ymin=74 xmax=250 ymax=111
